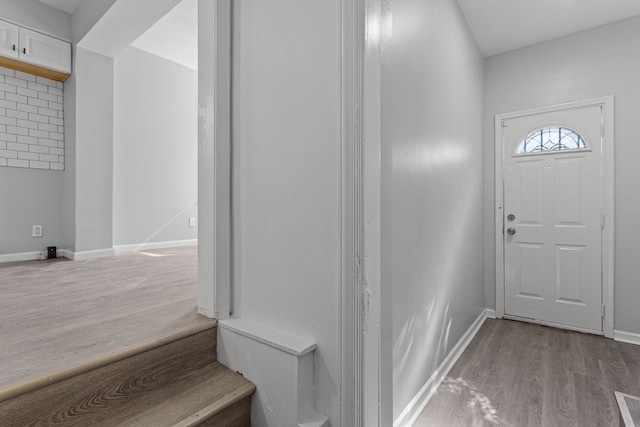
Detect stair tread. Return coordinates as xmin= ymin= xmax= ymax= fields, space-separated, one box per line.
xmin=99 ymin=361 xmax=254 ymax=427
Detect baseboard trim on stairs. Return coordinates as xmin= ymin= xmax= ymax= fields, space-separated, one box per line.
xmin=173 ymin=382 xmax=256 ymax=427
xmin=393 ymin=308 xmax=495 ymax=427
xmin=614 ymin=329 xmax=640 ymax=346
xmin=0 ymin=319 xmax=217 ymax=402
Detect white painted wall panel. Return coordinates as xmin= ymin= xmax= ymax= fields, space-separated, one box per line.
xmin=230 ymin=0 xmax=342 ymax=424
xmin=113 ymin=46 xmax=197 ymax=246
xmin=380 ymin=0 xmax=486 ymax=420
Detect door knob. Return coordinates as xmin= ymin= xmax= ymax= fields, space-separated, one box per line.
xmin=507 ymin=227 xmax=516 ymax=236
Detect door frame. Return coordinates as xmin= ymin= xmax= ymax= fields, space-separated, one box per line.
xmin=494 ymin=96 xmax=615 ymax=338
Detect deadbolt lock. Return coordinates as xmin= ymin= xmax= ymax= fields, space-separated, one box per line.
xmin=507 ymin=214 xmax=515 ymax=221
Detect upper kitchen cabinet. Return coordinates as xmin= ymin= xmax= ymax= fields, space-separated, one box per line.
xmin=0 ymin=20 xmax=18 ymax=59
xmin=0 ymin=19 xmax=71 ymax=82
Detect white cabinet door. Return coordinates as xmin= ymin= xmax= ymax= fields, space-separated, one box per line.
xmin=0 ymin=20 xmax=18 ymax=59
xmin=19 ymin=27 xmax=71 ymax=74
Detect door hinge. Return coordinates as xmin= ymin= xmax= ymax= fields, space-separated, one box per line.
xmin=601 ymin=214 xmax=605 ymax=229
xmin=601 ymin=304 xmax=606 ymax=318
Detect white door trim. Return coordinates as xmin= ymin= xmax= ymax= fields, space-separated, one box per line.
xmin=494 ymin=96 xmax=615 ymax=338
xmin=342 ymin=0 xmax=383 ymax=424
xmin=197 ymin=0 xmax=232 ymax=319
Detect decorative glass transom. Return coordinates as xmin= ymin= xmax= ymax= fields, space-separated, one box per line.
xmin=516 ymin=127 xmax=587 ymax=154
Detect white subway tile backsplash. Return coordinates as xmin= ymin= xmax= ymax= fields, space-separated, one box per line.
xmin=18 ymin=151 xmax=39 ymax=161
xmin=0 ymin=83 xmax=17 ymax=93
xmin=39 ymin=92 xmax=58 ymax=103
xmin=15 ymin=71 xmax=36 ymax=82
xmin=17 ymin=103 xmax=38 ymax=114
xmin=0 ymin=116 xmax=16 ymax=126
xmin=0 ymin=133 xmax=17 ymax=142
xmin=0 ymin=67 xmax=15 ymax=76
xmin=7 ymin=126 xmax=28 ymax=136
xmin=27 ymin=82 xmax=48 ymax=93
xmin=29 ymin=113 xmax=48 ymax=123
xmin=17 ymin=87 xmax=38 ymax=98
xmin=6 ymin=93 xmax=27 ymax=104
xmin=29 ymin=129 xmax=49 ymax=139
xmin=39 ymin=107 xmax=57 ymax=117
xmin=8 ymin=142 xmax=29 ymax=152
xmin=49 ymin=87 xmax=63 ymax=97
xmin=5 ymin=77 xmax=27 ymax=88
xmin=8 ymin=110 xmax=28 ymax=120
xmin=0 ymin=70 xmax=64 ymax=170
xmin=17 ymin=119 xmax=38 ymax=130
xmin=8 ymin=158 xmax=29 ymax=168
xmin=39 ymin=138 xmax=58 ymax=147
xmin=29 ymin=160 xmax=49 ymax=169
xmin=28 ymin=97 xmax=47 ymax=108
xmin=29 ymin=144 xmax=49 ymax=154
xmin=38 ymin=123 xmax=57 ymax=132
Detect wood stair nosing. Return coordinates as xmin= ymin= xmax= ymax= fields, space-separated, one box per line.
xmin=0 ymin=321 xmax=256 ymax=426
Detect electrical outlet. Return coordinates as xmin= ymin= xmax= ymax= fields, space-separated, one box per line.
xmin=189 ymin=217 xmax=196 ymax=228
xmin=32 ymin=225 xmax=43 ymax=237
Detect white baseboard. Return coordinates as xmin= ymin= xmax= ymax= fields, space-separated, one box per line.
xmin=0 ymin=251 xmax=43 ymax=263
xmin=113 ymin=239 xmax=197 ymax=254
xmin=67 ymin=248 xmax=115 ymax=261
xmin=614 ymin=329 xmax=640 ymax=346
xmin=394 ymin=308 xmax=494 ymax=427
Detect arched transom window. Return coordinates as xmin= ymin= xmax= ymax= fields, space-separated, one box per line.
xmin=516 ymin=127 xmax=587 ymax=154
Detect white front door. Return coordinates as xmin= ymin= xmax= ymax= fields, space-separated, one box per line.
xmin=502 ymin=105 xmax=603 ymax=333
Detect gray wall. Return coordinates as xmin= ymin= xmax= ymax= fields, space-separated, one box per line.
xmin=71 ymin=47 xmax=113 ymax=253
xmin=0 ymin=0 xmax=70 ymax=255
xmin=484 ymin=15 xmax=640 ymax=335
xmin=0 ymin=168 xmax=63 ymax=254
xmin=230 ymin=0 xmax=342 ymax=424
xmin=381 ymin=0 xmax=486 ymax=420
xmin=113 ymin=46 xmax=197 ymax=246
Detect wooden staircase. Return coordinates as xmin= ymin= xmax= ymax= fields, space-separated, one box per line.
xmin=0 ymin=319 xmax=255 ymax=426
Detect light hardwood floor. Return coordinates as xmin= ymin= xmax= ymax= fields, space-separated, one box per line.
xmin=415 ymin=319 xmax=640 ymax=427
xmin=0 ymin=246 xmax=205 ymax=390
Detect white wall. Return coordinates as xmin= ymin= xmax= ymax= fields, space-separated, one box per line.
xmin=380 ymin=0 xmax=486 ymax=421
xmin=113 ymin=46 xmax=197 ymax=247
xmin=484 ymin=15 xmax=640 ymax=335
xmin=229 ymin=0 xmax=342 ymax=424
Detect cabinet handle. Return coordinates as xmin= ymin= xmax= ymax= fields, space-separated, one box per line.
xmin=22 ymin=48 xmax=26 ymax=54
xmin=12 ymin=44 xmax=16 ymax=51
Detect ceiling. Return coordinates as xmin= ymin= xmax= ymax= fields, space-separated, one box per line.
xmin=35 ymin=0 xmax=82 ymax=14
xmin=457 ymin=0 xmax=640 ymax=57
xmin=37 ymin=0 xmax=640 ymax=63
xmin=131 ymin=0 xmax=198 ymax=70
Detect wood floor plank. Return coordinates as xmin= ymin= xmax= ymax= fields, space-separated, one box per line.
xmin=415 ymin=319 xmax=640 ymax=427
xmin=0 ymin=247 xmax=204 ymax=390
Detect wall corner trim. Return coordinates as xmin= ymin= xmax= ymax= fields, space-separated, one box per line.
xmin=218 ymin=318 xmax=317 ymax=357
xmin=614 ymin=330 xmax=640 ymax=346
xmin=393 ymin=308 xmax=494 ymax=427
